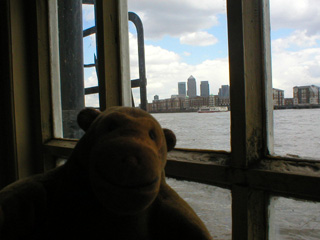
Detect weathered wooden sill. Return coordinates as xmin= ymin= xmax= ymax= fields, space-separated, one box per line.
xmin=44 ymin=142 xmax=320 ymax=201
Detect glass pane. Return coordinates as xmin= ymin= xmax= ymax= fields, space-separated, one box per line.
xmin=83 ymin=3 xmax=99 ymax=109
xmin=50 ymin=1 xmax=99 ymax=139
xmin=270 ymin=1 xmax=320 ymax=159
xmin=167 ymin=178 xmax=232 ymax=239
xmin=153 ymin=112 xmax=230 ymax=150
xmin=269 ymin=196 xmax=320 ymax=240
xmin=128 ymin=0 xmax=230 ymax=151
xmin=274 ymin=109 xmax=320 ymax=158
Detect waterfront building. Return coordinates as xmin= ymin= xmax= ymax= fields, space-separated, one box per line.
xmin=214 ymin=95 xmax=219 ymax=106
xmin=219 ymin=98 xmax=230 ymax=106
xmin=284 ymin=98 xmax=294 ymax=106
xmin=209 ymin=95 xmax=218 ymax=106
xmin=187 ymin=75 xmax=197 ymax=97
xmin=293 ymin=85 xmax=320 ymax=105
xmin=273 ymin=88 xmax=284 ymax=107
xmin=150 ymin=96 xmax=187 ymax=112
xmin=200 ymin=81 xmax=210 ymax=97
xmin=178 ymin=82 xmax=186 ymax=97
xmin=148 ymin=95 xmax=212 ymax=113
xmin=188 ymin=96 xmax=209 ymax=109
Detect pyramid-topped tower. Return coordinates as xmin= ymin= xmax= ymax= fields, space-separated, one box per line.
xmin=187 ymin=75 xmax=197 ymax=97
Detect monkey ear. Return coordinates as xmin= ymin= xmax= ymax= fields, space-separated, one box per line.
xmin=77 ymin=108 xmax=100 ymax=132
xmin=163 ymin=128 xmax=176 ymax=152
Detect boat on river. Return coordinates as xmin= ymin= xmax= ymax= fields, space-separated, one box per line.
xmin=198 ymin=106 xmax=228 ymax=113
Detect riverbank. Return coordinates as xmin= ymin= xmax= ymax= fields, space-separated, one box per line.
xmin=274 ymin=104 xmax=320 ymax=110
xmin=149 ymin=104 xmax=320 ymax=113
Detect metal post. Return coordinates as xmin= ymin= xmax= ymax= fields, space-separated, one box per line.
xmin=58 ymin=0 xmax=85 ymax=138
xmin=129 ymin=12 xmax=147 ymax=111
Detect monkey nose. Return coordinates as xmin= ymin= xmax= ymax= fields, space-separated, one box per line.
xmin=122 ymin=156 xmax=139 ymax=167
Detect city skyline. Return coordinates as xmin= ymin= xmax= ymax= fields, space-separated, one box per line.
xmin=127 ymin=0 xmax=320 ymax=104
xmin=149 ymin=84 xmax=319 ymax=114
xmin=82 ymin=1 xmax=320 ymax=107
xmin=152 ymin=78 xmax=319 ymax=102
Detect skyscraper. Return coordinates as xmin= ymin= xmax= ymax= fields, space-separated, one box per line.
xmin=218 ymin=85 xmax=230 ymax=99
xmin=187 ymin=75 xmax=197 ymax=97
xmin=200 ymin=81 xmax=209 ymax=97
xmin=178 ymin=82 xmax=186 ymax=97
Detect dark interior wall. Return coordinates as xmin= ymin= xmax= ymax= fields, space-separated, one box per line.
xmin=0 ymin=0 xmax=17 ymax=189
xmin=0 ymin=0 xmax=46 ymax=188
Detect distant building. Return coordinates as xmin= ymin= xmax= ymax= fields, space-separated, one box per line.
xmin=209 ymin=95 xmax=217 ymax=106
xmin=178 ymin=82 xmax=186 ymax=97
xmin=284 ymin=98 xmax=294 ymax=106
xmin=187 ymin=75 xmax=197 ymax=98
xmin=154 ymin=95 xmax=159 ymax=101
xmin=187 ymin=96 xmax=209 ymax=109
xmin=219 ymin=98 xmax=230 ymax=106
xmin=273 ymin=88 xmax=284 ymax=107
xmin=150 ymin=96 xmax=186 ymax=112
xmin=200 ymin=81 xmax=209 ymax=97
xmin=293 ymin=85 xmax=320 ymax=105
xmin=218 ymin=85 xmax=230 ymax=107
xmin=218 ymin=85 xmax=229 ymax=99
xmin=214 ymin=95 xmax=219 ymax=106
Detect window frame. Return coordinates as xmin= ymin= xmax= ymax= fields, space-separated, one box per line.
xmin=45 ymin=0 xmax=132 ymax=168
xmin=2 ymin=0 xmax=320 ymax=239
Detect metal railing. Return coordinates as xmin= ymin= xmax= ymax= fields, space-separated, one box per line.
xmin=82 ymin=1 xmax=147 ymax=110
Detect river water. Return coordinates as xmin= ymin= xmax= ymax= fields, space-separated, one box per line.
xmin=152 ymin=109 xmax=320 ymax=239
xmin=153 ymin=108 xmax=320 ymax=159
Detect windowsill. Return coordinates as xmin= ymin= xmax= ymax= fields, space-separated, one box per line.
xmin=44 ymin=139 xmax=320 ymax=200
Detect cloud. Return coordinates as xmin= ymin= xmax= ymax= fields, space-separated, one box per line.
xmin=272 ymin=47 xmax=320 ymax=97
xmin=83 ymin=1 xmax=320 ymax=106
xmin=128 ymin=0 xmax=225 ymax=39
xmin=129 ymin=33 xmax=229 ymax=104
xmin=270 ymin=17 xmax=320 ymax=98
xmin=272 ymin=30 xmax=320 ymax=52
xmin=84 ymin=69 xmax=98 ymax=88
xmin=129 ymin=31 xmax=320 ymax=104
xmin=270 ymin=0 xmax=320 ymax=35
xmin=90 ymin=34 xmax=96 ymax=48
xmin=180 ymin=31 xmax=218 ymax=46
xmin=85 ymin=94 xmax=99 ymax=108
xmin=82 ymin=5 xmax=95 ymax=21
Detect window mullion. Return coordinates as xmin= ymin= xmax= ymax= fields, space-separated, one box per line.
xmin=260 ymin=0 xmax=274 ymax=157
xmin=228 ymin=0 xmax=272 ymax=167
xmin=95 ymin=0 xmax=131 ymax=110
xmin=227 ymin=0 xmax=272 ymax=239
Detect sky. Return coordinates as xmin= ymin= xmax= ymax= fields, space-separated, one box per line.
xmin=82 ymin=0 xmax=320 ymax=107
